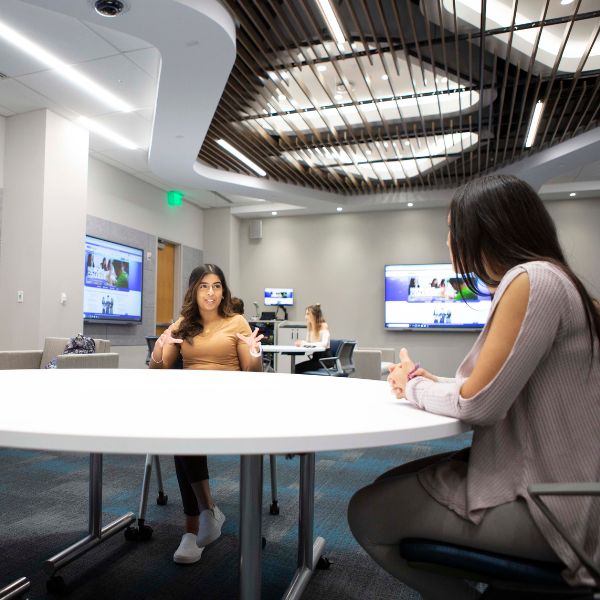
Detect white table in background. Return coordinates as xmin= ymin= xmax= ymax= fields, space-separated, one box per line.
xmin=0 ymin=369 xmax=468 ymax=600
xmin=262 ymin=344 xmax=322 ymax=374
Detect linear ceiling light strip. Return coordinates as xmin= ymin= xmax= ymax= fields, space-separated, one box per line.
xmin=0 ymin=20 xmax=133 ymax=113
xmin=507 ymin=0 xmax=549 ymax=163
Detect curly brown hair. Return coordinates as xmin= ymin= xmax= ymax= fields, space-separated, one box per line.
xmin=173 ymin=264 xmax=234 ymax=343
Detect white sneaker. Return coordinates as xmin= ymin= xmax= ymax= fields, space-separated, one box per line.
xmin=173 ymin=533 xmax=204 ymax=564
xmin=197 ymin=505 xmax=225 ymax=547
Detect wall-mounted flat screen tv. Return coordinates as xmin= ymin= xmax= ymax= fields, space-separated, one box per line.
xmin=264 ymin=287 xmax=294 ymax=306
xmin=385 ymin=263 xmax=492 ymax=331
xmin=84 ymin=235 xmax=143 ymax=323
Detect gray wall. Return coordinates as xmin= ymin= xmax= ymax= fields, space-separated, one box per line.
xmin=239 ymin=198 xmax=600 ymax=376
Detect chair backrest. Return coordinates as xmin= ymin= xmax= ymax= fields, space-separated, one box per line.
xmin=337 ymin=340 xmax=357 ymax=376
xmin=329 ymin=338 xmax=344 ymax=358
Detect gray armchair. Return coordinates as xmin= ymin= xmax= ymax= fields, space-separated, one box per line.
xmin=0 ymin=337 xmax=119 ymax=369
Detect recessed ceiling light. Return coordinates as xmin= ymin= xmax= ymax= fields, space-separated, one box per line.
xmin=366 ymin=149 xmax=372 ymax=155
xmin=334 ymin=94 xmax=343 ymax=101
xmin=0 ymin=19 xmax=133 ymax=113
xmin=278 ymin=94 xmax=286 ymax=102
xmin=404 ymin=140 xmax=410 ymax=146
xmin=271 ymin=211 xmax=278 ymax=216
xmin=77 ymin=117 xmax=138 ymax=150
xmin=336 ymin=207 xmax=343 ymax=212
xmin=560 ymin=0 xmax=575 ymax=4
xmin=381 ymin=74 xmax=389 ymax=81
xmin=407 ymin=202 xmax=414 ymax=207
xmin=569 ymin=192 xmax=577 ymax=197
xmin=217 ymin=139 xmax=267 ymax=177
xmin=317 ymin=64 xmax=327 ymax=72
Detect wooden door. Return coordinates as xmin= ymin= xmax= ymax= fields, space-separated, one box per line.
xmin=156 ymin=241 xmax=175 ymax=335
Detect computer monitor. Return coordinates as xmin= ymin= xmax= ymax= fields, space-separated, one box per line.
xmin=264 ymin=288 xmax=294 ymax=306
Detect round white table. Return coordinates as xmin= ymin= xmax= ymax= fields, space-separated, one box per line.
xmin=0 ymin=369 xmax=468 ymax=600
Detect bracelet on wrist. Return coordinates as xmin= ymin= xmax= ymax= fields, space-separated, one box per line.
xmin=150 ymin=351 xmax=163 ymax=364
xmin=249 ymin=345 xmax=262 ymax=358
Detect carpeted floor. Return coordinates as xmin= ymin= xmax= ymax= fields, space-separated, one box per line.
xmin=0 ymin=433 xmax=471 ymax=599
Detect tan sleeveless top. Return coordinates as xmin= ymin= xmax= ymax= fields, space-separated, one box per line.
xmin=180 ymin=314 xmax=252 ymax=371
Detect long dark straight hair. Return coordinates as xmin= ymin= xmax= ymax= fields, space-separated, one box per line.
xmin=174 ymin=263 xmax=234 ymax=343
xmin=449 ymin=174 xmax=600 ymax=354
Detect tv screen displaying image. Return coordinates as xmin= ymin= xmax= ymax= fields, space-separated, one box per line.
xmin=385 ymin=263 xmax=492 ymax=330
xmin=264 ymin=287 xmax=294 ymax=306
xmin=84 ymin=235 xmax=143 ymax=323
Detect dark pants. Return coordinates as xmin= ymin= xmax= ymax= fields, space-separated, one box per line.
xmin=174 ymin=455 xmax=209 ymax=517
xmin=295 ymin=350 xmax=331 ymax=374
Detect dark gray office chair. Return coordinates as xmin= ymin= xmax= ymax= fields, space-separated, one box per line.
xmin=304 ymin=339 xmax=357 ymax=377
xmin=400 ymin=482 xmax=600 ymax=599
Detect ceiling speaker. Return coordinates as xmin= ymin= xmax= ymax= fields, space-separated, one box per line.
xmin=249 ymin=219 xmax=262 ymax=240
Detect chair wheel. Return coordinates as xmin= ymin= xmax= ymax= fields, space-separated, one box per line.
xmin=46 ymin=575 xmax=66 ymax=594
xmin=269 ymin=501 xmax=280 ymax=515
xmin=262 ymin=536 xmax=267 ymax=549
xmin=157 ymin=492 xmax=168 ymax=505
xmin=316 ymin=556 xmax=332 ymax=570
xmin=124 ymin=524 xmax=153 ymax=541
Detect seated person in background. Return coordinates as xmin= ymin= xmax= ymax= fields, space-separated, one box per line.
xmin=149 ymin=264 xmax=263 ymax=565
xmin=230 ymin=296 xmax=244 ymax=315
xmin=348 ymin=174 xmax=600 ymax=598
xmin=294 ymin=303 xmax=331 ymax=374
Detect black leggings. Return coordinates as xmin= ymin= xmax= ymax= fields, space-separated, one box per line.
xmin=295 ymin=350 xmax=331 ymax=374
xmin=174 ymin=455 xmax=209 ymax=517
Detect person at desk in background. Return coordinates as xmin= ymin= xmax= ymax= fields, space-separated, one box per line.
xmin=348 ymin=174 xmax=600 ymax=598
xmin=294 ymin=303 xmax=331 ymax=374
xmin=230 ymin=296 xmax=244 ymax=315
xmin=149 ymin=264 xmax=263 ymax=565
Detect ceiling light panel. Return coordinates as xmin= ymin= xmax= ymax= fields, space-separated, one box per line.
xmin=282 ymin=132 xmax=478 ymax=178
xmin=430 ymin=0 xmax=600 ymax=73
xmin=244 ymin=51 xmax=483 ymax=135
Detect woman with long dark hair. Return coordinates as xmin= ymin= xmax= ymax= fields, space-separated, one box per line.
xmin=348 ymin=175 xmax=600 ymax=598
xmin=149 ymin=264 xmax=263 ymax=564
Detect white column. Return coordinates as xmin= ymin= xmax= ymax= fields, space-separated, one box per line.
xmin=203 ymin=207 xmax=241 ymax=293
xmin=0 ymin=109 xmax=89 ymax=350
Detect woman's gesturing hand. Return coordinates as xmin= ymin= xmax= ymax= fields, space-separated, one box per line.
xmin=158 ymin=324 xmax=183 ymax=348
xmin=237 ymin=327 xmax=265 ymax=356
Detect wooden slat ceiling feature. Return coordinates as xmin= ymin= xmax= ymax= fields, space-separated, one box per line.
xmin=198 ymin=0 xmax=600 ymax=194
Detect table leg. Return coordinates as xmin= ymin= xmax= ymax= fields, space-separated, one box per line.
xmin=239 ymin=455 xmax=263 ymax=600
xmin=44 ymin=453 xmax=136 ymax=576
xmin=0 ymin=577 xmax=30 ymax=600
xmin=282 ymin=452 xmax=326 ymax=600
xmin=289 ymin=354 xmax=296 ymax=374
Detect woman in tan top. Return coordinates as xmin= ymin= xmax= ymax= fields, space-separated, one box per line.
xmin=149 ymin=264 xmax=263 ymax=564
xmin=348 ymin=175 xmax=600 ymax=598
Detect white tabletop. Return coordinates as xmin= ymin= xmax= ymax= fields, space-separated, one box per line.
xmin=0 ymin=369 xmax=468 ymax=456
xmin=262 ymin=345 xmax=317 ymax=354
